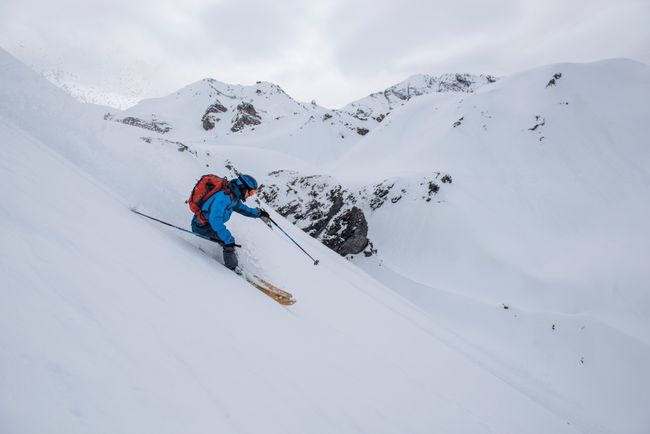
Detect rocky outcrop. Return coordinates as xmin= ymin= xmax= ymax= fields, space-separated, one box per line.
xmin=117 ymin=116 xmax=171 ymax=134
xmin=356 ymin=127 xmax=369 ymax=136
xmin=201 ymin=100 xmax=228 ymax=130
xmin=322 ymin=207 xmax=368 ymax=255
xmin=231 ymin=102 xmax=262 ymax=132
xmin=139 ymin=136 xmax=197 ymax=156
xmin=260 ymin=170 xmax=453 ymax=257
xmin=260 ymin=172 xmax=369 ymax=256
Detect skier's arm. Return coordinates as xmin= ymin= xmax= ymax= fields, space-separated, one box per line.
xmin=233 ymin=201 xmax=262 ymax=218
xmin=207 ymin=195 xmax=236 ymax=245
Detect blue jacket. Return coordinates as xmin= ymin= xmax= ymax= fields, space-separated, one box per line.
xmin=199 ymin=182 xmax=261 ymax=245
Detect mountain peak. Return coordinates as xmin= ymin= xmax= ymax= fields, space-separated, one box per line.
xmin=340 ymin=72 xmax=496 ymax=123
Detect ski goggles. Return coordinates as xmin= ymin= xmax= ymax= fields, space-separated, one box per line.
xmin=246 ymin=188 xmax=258 ymax=198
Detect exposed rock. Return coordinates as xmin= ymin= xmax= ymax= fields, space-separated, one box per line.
xmin=117 ymin=116 xmax=171 ymax=134
xmin=239 ymin=102 xmax=259 ymax=117
xmin=205 ymin=101 xmax=228 ymax=114
xmin=528 ymin=115 xmax=546 ymax=131
xmin=201 ymin=101 xmax=228 ymax=130
xmin=352 ymin=107 xmax=372 ymax=121
xmin=363 ymin=241 xmax=378 ymax=257
xmin=202 ymin=117 xmax=216 ymax=130
xmin=322 ymin=207 xmax=369 ymax=255
xmin=139 ymin=137 xmax=196 ymax=155
xmin=231 ymin=102 xmax=262 ymax=132
xmin=369 ymin=183 xmax=394 ymax=210
xmin=260 ymin=171 xmax=370 ymax=256
xmin=356 ymin=127 xmax=370 ymax=136
xmin=426 ymin=182 xmax=440 ymax=201
xmin=304 ymin=187 xmax=344 ymax=238
xmin=261 ymin=171 xmax=453 ymax=257
xmin=546 ymin=72 xmax=562 ymax=88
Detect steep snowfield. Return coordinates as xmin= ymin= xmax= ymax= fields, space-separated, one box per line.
xmin=2 ymin=46 xmax=649 ymax=434
xmin=334 ymin=59 xmax=650 ymax=433
xmin=333 ymin=59 xmax=650 ymax=330
xmin=0 ymin=48 xmax=587 ymax=434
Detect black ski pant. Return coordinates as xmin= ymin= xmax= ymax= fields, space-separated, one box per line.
xmin=191 ymin=218 xmax=238 ymax=270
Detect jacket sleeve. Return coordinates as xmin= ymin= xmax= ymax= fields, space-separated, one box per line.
xmin=233 ymin=201 xmax=262 ymax=218
xmin=207 ymin=194 xmax=236 ymax=245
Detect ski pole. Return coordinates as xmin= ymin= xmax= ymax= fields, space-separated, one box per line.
xmin=266 ymin=216 xmax=319 ymax=265
xmin=131 ymin=209 xmax=241 ymax=247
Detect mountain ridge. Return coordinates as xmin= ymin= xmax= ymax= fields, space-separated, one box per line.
xmin=104 ymin=71 xmax=497 ymax=164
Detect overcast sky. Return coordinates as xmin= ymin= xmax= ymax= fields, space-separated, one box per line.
xmin=1 ymin=0 xmax=648 ymax=108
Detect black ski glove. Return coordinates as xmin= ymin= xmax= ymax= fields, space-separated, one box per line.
xmin=258 ymin=208 xmax=270 ymax=219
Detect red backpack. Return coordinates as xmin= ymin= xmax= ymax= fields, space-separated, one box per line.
xmin=187 ymin=175 xmax=230 ymax=225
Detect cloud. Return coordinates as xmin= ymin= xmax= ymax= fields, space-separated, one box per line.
xmin=0 ymin=0 xmax=647 ymax=108
xmin=326 ymin=0 xmax=521 ymax=75
xmin=326 ymin=0 xmax=650 ymax=79
xmin=197 ymin=1 xmax=309 ymax=60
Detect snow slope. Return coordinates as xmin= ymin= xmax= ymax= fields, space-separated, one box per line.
xmin=334 ymin=59 xmax=650 ymax=433
xmin=0 ymin=47 xmax=588 ymax=434
xmin=175 ymin=59 xmax=650 ymax=434
xmin=333 ymin=59 xmax=650 ymax=333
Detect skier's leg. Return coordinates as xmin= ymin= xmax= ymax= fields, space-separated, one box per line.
xmin=193 ymin=218 xmax=236 ymax=268
xmin=192 ymin=217 xmax=216 ymax=238
xmin=222 ymin=245 xmax=238 ymax=270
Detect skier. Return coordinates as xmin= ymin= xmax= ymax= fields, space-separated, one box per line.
xmin=190 ymin=174 xmax=270 ymax=272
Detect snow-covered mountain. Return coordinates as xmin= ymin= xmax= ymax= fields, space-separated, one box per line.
xmin=341 ymin=73 xmax=496 ymax=123
xmin=107 ymin=73 xmax=495 ymax=164
xmin=2 ymin=44 xmax=650 ymax=434
xmin=261 ymin=59 xmax=650 ymax=434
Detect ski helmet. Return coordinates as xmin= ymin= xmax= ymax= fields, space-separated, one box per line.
xmin=235 ymin=174 xmax=258 ymax=191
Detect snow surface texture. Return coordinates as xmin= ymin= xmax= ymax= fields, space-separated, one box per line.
xmin=2 ymin=45 xmax=650 ymax=434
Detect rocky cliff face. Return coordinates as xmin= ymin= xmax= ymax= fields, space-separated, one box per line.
xmin=201 ymin=100 xmax=227 ymax=130
xmin=259 ymin=170 xmax=453 ymax=257
xmin=231 ymin=102 xmax=262 ymax=132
